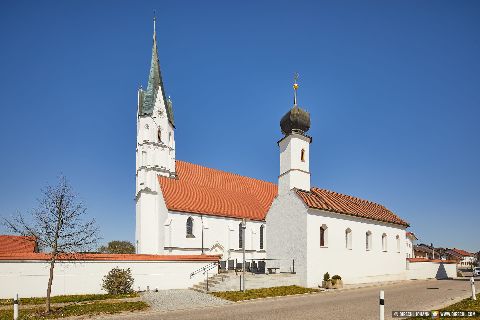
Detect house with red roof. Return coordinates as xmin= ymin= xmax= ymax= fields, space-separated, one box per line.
xmin=0 ymin=235 xmax=38 ymax=254
xmin=444 ymin=248 xmax=475 ymax=268
xmin=133 ymin=23 xmax=413 ymax=287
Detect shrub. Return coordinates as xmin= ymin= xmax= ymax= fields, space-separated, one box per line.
xmin=331 ymin=274 xmax=342 ymax=285
xmin=102 ymin=267 xmax=134 ymax=294
xmin=323 ymin=272 xmax=330 ymax=282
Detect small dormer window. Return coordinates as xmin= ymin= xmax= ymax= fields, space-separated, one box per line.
xmin=301 ymin=149 xmax=305 ymax=162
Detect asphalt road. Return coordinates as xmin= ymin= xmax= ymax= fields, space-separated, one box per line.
xmin=99 ymin=279 xmax=477 ymax=320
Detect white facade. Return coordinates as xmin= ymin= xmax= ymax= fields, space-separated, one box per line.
xmin=164 ymin=211 xmax=266 ymax=262
xmin=278 ymin=133 xmax=311 ymax=195
xmin=405 ymin=233 xmax=416 ymax=258
xmin=267 ymin=191 xmax=408 ymax=287
xmin=0 ymin=258 xmax=216 ymax=299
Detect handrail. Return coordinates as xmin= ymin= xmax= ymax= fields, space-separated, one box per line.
xmin=190 ymin=262 xmax=218 ymax=278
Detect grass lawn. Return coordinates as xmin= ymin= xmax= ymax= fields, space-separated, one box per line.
xmin=408 ymin=293 xmax=480 ymax=320
xmin=211 ymin=285 xmax=319 ymax=302
xmin=0 ymin=293 xmax=138 ymax=306
xmin=0 ymin=301 xmax=148 ymax=319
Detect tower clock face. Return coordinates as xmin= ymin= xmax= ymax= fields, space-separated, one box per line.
xmin=144 ymin=124 xmax=149 ymax=130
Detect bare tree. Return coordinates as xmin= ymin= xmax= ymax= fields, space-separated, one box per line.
xmin=3 ymin=176 xmax=99 ymax=313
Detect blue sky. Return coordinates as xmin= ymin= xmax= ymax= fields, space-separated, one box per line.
xmin=0 ymin=1 xmax=479 ymax=252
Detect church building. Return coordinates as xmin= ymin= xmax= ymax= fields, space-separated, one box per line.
xmin=135 ymin=20 xmax=410 ymax=286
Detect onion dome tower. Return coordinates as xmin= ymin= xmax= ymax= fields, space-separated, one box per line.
xmin=278 ymin=74 xmax=312 ymax=195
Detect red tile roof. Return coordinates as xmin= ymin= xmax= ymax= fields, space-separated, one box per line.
xmin=451 ymin=248 xmax=472 ymax=257
xmin=296 ymin=187 xmax=409 ymax=226
xmin=0 ymin=253 xmax=220 ymax=262
xmin=158 ymin=161 xmax=408 ymax=226
xmin=407 ymin=258 xmax=456 ymax=264
xmin=0 ymin=235 xmax=37 ymax=254
xmin=406 ymin=231 xmax=418 ymax=240
xmin=158 ymin=161 xmax=278 ymax=221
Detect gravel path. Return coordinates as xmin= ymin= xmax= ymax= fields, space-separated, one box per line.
xmin=141 ymin=289 xmax=231 ymax=312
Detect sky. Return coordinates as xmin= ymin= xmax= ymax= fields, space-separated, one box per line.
xmin=0 ymin=1 xmax=479 ymax=252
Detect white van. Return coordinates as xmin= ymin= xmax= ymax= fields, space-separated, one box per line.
xmin=474 ymin=267 xmax=480 ymax=277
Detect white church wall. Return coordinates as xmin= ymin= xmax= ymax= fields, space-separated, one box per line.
xmin=0 ymin=259 xmax=216 ymax=299
xmin=164 ymin=211 xmax=266 ymax=262
xmin=266 ymin=191 xmax=309 ymax=286
xmin=135 ymin=182 xmax=169 ymax=254
xmin=278 ymin=133 xmax=311 ymax=194
xmin=306 ymin=209 xmax=407 ymax=287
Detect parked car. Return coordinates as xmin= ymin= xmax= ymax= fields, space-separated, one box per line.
xmin=474 ymin=267 xmax=480 ymax=277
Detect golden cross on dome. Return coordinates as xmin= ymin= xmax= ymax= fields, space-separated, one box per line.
xmin=293 ymin=72 xmax=299 ymax=106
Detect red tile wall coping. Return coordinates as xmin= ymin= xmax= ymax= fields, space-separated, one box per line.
xmin=0 ymin=253 xmax=220 ymax=262
xmin=407 ymin=258 xmax=457 ymax=264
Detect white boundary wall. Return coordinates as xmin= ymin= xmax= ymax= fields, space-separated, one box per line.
xmin=407 ymin=261 xmax=456 ymax=280
xmin=0 ymin=259 xmax=216 ymax=298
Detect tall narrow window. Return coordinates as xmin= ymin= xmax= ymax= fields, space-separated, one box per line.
xmin=320 ymin=224 xmax=328 ymax=247
xmin=259 ymin=225 xmax=264 ymax=250
xmin=382 ymin=233 xmax=387 ymax=252
xmin=186 ymin=217 xmax=194 ymax=237
xmin=157 ymin=128 xmax=162 ymax=143
xmin=366 ymin=231 xmax=372 ymax=250
xmin=239 ymin=223 xmax=243 ymax=249
xmin=396 ymin=235 xmax=400 ymax=253
xmin=300 ymin=149 xmax=305 ymax=162
xmin=345 ymin=228 xmax=352 ymax=250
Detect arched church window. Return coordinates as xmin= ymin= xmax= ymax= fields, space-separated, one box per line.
xmin=301 ymin=149 xmax=305 ymax=162
xmin=260 ymin=225 xmax=264 ymax=250
xmin=320 ymin=224 xmax=328 ymax=247
xmin=345 ymin=228 xmax=352 ymax=250
xmin=396 ymin=235 xmax=400 ymax=253
xmin=366 ymin=231 xmax=372 ymax=250
xmin=157 ymin=128 xmax=162 ymax=143
xmin=382 ymin=233 xmax=388 ymax=252
xmin=239 ymin=223 xmax=243 ymax=249
xmin=186 ymin=217 xmax=194 ymax=237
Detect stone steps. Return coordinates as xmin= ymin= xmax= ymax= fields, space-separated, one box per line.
xmin=190 ymin=271 xmax=300 ymax=293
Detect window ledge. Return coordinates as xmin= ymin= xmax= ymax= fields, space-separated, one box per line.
xmin=320 ymin=246 xmax=328 ymax=248
xmin=186 ymin=234 xmax=195 ymax=238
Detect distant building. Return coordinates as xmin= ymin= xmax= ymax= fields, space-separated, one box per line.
xmin=405 ymin=232 xmax=417 ymax=258
xmin=444 ymin=248 xmax=475 ymax=268
xmin=0 ymin=235 xmax=37 ymax=254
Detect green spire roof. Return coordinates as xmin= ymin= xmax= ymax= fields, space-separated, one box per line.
xmin=139 ymin=20 xmax=175 ymax=127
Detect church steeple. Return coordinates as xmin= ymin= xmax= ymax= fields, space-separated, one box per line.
xmin=138 ymin=15 xmax=174 ymax=127
xmin=278 ymin=74 xmax=312 ymax=195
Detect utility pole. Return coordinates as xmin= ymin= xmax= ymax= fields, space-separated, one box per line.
xmin=201 ymin=215 xmax=204 ymax=255
xmin=242 ymin=218 xmax=246 ymax=292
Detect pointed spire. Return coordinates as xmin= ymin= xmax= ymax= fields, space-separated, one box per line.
xmin=139 ymin=13 xmax=175 ymax=126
